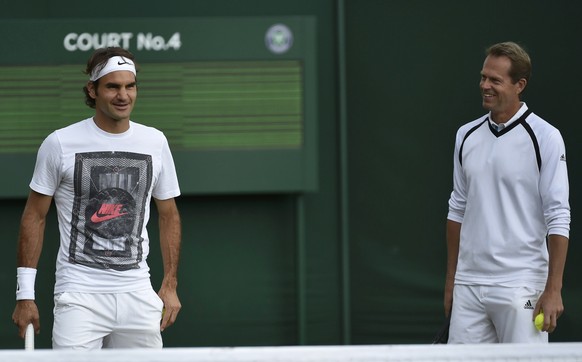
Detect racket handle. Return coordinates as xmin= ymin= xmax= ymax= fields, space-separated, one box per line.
xmin=24 ymin=323 xmax=34 ymax=351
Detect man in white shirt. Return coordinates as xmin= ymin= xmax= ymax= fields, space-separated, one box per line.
xmin=12 ymin=47 xmax=182 ymax=349
xmin=445 ymin=41 xmax=570 ymax=343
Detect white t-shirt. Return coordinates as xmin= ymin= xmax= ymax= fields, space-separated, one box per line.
xmin=30 ymin=118 xmax=180 ymax=294
xmin=448 ymin=104 xmax=570 ymax=289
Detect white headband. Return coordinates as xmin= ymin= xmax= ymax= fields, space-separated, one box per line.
xmin=90 ymin=56 xmax=136 ymax=81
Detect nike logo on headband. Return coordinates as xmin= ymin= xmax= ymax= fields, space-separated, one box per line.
xmin=90 ymin=56 xmax=136 ymax=81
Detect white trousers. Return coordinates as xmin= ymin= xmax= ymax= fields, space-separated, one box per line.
xmin=449 ymin=284 xmax=548 ymax=343
xmin=52 ymin=289 xmax=164 ymax=349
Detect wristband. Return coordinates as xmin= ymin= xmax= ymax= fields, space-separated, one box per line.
xmin=16 ymin=267 xmax=37 ymax=300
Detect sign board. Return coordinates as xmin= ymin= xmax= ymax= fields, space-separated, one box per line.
xmin=0 ymin=17 xmax=317 ymax=196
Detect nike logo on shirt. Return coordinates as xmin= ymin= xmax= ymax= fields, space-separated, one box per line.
xmin=91 ymin=204 xmax=128 ymax=223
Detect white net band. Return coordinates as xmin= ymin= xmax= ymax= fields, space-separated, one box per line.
xmin=3 ymin=343 xmax=582 ymax=362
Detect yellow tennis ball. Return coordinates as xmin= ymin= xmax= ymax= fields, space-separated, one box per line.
xmin=534 ymin=312 xmax=544 ymax=331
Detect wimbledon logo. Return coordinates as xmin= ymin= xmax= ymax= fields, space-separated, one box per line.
xmin=265 ymin=24 xmax=293 ymax=54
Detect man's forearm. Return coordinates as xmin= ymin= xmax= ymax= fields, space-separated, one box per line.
xmin=159 ymin=205 xmax=181 ymax=287
xmin=545 ymin=234 xmax=568 ymax=292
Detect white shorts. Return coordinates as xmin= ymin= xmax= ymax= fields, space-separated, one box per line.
xmin=52 ymin=289 xmax=164 ymax=349
xmin=449 ymin=284 xmax=548 ymax=343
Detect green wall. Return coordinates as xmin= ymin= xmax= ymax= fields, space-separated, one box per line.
xmin=345 ymin=0 xmax=582 ymax=343
xmin=0 ymin=0 xmax=343 ymax=349
xmin=1 ymin=0 xmax=581 ymax=349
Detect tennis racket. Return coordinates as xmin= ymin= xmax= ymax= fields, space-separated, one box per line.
xmin=432 ymin=315 xmax=450 ymax=344
xmin=24 ymin=324 xmax=34 ymax=351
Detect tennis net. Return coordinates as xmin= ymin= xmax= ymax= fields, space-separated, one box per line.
xmin=2 ymin=343 xmax=582 ymax=362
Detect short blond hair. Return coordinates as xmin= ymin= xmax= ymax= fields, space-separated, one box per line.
xmin=486 ymin=42 xmax=532 ymax=84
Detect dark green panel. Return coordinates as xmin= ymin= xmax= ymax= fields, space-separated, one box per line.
xmin=150 ymin=195 xmax=298 ymax=346
xmin=0 ymin=195 xmax=299 ymax=348
xmin=346 ymin=0 xmax=582 ymax=343
xmin=0 ymin=17 xmax=312 ymax=64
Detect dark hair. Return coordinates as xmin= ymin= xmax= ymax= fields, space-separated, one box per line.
xmin=82 ymin=47 xmax=137 ymax=108
xmin=486 ymin=42 xmax=532 ymax=84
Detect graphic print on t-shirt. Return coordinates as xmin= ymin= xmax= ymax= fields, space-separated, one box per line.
xmin=70 ymin=151 xmax=152 ymax=270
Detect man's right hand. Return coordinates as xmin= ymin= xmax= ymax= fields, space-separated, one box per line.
xmin=12 ymin=300 xmax=40 ymax=339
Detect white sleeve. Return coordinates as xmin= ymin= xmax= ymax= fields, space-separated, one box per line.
xmin=152 ymin=135 xmax=181 ymax=200
xmin=539 ymin=130 xmax=570 ymax=238
xmin=29 ymin=132 xmax=62 ymax=196
xmin=447 ymin=128 xmax=467 ymax=223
